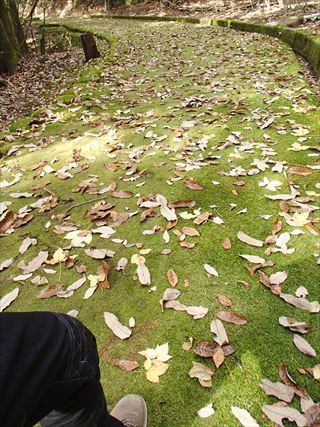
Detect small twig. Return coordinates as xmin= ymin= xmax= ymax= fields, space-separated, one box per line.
xmin=60 ymin=196 xmax=108 ymax=221
xmin=224 ymin=361 xmax=235 ymax=380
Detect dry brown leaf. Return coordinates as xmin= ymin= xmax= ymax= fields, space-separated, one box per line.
xmin=262 ymin=404 xmax=307 ymax=427
xmin=279 ymin=362 xmax=308 ymax=398
xmin=239 ymin=254 xmax=265 ymax=264
xmin=194 ymin=341 xmax=218 ymax=358
xmin=212 ymin=346 xmax=224 ymax=368
xmin=222 ymin=237 xmax=232 ymax=250
xmin=0 ymin=258 xmax=14 ymax=272
xmin=96 ymin=261 xmax=110 ymax=289
xmin=293 ymin=335 xmax=317 ymax=357
xmin=280 ymin=294 xmax=320 ymax=313
xmin=180 ymin=241 xmax=195 ymax=249
xmin=189 ymin=361 xmax=214 ymax=385
xmin=237 ymin=231 xmax=264 ymax=247
xmin=37 ymin=284 xmax=63 ymax=299
xmin=279 ymin=317 xmax=309 ymax=334
xmin=167 ymin=269 xmax=178 ymax=287
xmin=0 ymin=210 xmax=16 ymax=233
xmin=137 ymin=263 xmax=151 ymax=286
xmin=111 ymin=190 xmax=133 ymax=199
xmin=85 ymin=248 xmax=114 ymax=259
xmin=217 ymin=294 xmax=232 ymax=307
xmin=305 ymin=404 xmax=320 ymax=427
xmin=288 ymin=166 xmax=312 ymax=176
xmin=231 ymin=406 xmax=259 ymax=427
xmin=0 ymin=287 xmax=19 ymax=312
xmin=210 ymin=319 xmax=229 ymax=346
xmin=22 ymin=251 xmax=48 ymax=274
xmin=260 ymin=378 xmax=295 ymax=402
xmin=182 ymin=226 xmax=200 ymax=237
xmin=185 ymin=179 xmax=203 ymax=190
xmin=113 ymin=359 xmax=140 ymax=371
xmin=169 ymin=199 xmax=196 ymax=209
xmin=272 ymin=217 xmax=283 ymax=235
xmin=103 ymin=312 xmax=132 ymax=339
xmin=193 ymin=211 xmax=211 ymax=225
xmin=269 ymin=271 xmax=288 ymax=286
xmin=182 ymin=337 xmax=193 ymax=351
xmin=217 ymin=311 xmax=247 ymax=325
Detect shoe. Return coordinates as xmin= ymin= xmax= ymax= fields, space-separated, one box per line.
xmin=110 ymin=394 xmax=147 ymax=427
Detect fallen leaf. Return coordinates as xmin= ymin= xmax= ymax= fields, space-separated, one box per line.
xmin=194 ymin=341 xmax=218 ymax=358
xmin=0 ymin=210 xmax=16 ymax=233
xmin=104 ymin=312 xmax=132 ymax=339
xmin=211 ymin=319 xmax=229 ymax=346
xmin=260 ymin=378 xmax=295 ymax=402
xmin=137 ymin=263 xmax=151 ymax=286
xmin=269 ymin=271 xmax=288 ymax=286
xmin=262 ymin=404 xmax=307 ymax=427
xmin=64 ymin=230 xmax=92 ymax=247
xmin=186 ymin=305 xmax=208 ymax=319
xmin=296 ymin=286 xmax=308 ymax=298
xmin=156 ymin=194 xmax=177 ymax=221
xmin=217 ymin=311 xmax=247 ymax=325
xmin=111 ymin=190 xmax=133 ymax=199
xmin=22 ymin=251 xmax=48 ymax=274
xmin=288 ymin=166 xmax=312 ymax=176
xmin=231 ymin=406 xmax=259 ymax=427
xmin=167 ymin=269 xmax=178 ymax=287
xmin=182 ymin=226 xmax=199 ymax=237
xmin=237 ymin=231 xmax=264 ymax=247
xmin=279 ymin=362 xmax=308 ymax=398
xmin=0 ymin=258 xmax=14 ymax=272
xmin=185 ymin=179 xmax=203 ymax=190
xmin=146 ymin=362 xmax=169 ymax=383
xmin=239 ymin=254 xmax=265 ymax=264
xmin=223 ymin=237 xmax=232 ymax=250
xmin=293 ymin=335 xmax=317 ymax=357
xmin=300 ymin=396 xmax=315 ymax=413
xmin=31 ymin=275 xmax=48 ymax=286
xmin=65 ymin=277 xmax=86 ymax=292
xmin=212 ymin=346 xmax=224 ymax=368
xmin=279 ymin=317 xmax=309 ymax=334
xmin=85 ymin=248 xmax=114 ymax=259
xmin=305 ymin=404 xmax=320 ymax=427
xmin=198 ymin=403 xmax=215 ymax=419
xmin=37 ymin=284 xmax=63 ymax=299
xmin=19 ymin=237 xmax=37 ymax=254
xmin=182 ymin=337 xmax=193 ymax=351
xmin=116 ymin=257 xmax=128 ymax=273
xmin=0 ymin=287 xmax=19 ymax=312
xmin=113 ymin=359 xmax=140 ymax=372
xmin=280 ymin=294 xmax=320 ymax=313
xmin=217 ymin=294 xmax=232 ymax=307
xmin=83 ymin=284 xmax=98 ymax=299
xmin=204 ymin=263 xmax=219 ymax=277
xmin=189 ymin=361 xmax=214 ymax=385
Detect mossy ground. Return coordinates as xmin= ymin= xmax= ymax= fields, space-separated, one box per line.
xmin=1 ymin=18 xmax=319 ymax=427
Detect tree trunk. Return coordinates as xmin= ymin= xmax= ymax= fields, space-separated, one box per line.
xmin=0 ymin=0 xmax=27 ymax=75
xmin=0 ymin=17 xmax=18 ymax=75
xmin=8 ymin=0 xmax=28 ymax=55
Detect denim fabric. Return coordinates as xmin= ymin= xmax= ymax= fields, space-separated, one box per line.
xmin=0 ymin=312 xmax=123 ymax=427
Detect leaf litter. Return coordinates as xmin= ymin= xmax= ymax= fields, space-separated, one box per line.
xmin=0 ymin=17 xmax=319 ymax=427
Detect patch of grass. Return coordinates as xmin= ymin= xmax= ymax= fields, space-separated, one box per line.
xmin=1 ymin=17 xmax=319 ymax=427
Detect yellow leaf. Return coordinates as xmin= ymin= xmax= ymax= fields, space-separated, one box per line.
xmin=131 ymin=254 xmax=145 ymax=265
xmin=144 ymin=358 xmax=152 ymax=370
xmin=292 ymin=211 xmax=309 ymax=227
xmin=146 ymin=363 xmax=169 ymax=383
xmin=53 ymin=247 xmax=66 ymax=262
xmin=140 ymin=248 xmax=151 ymax=255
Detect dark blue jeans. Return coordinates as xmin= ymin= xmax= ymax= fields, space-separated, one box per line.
xmin=0 ymin=312 xmax=123 ymax=427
